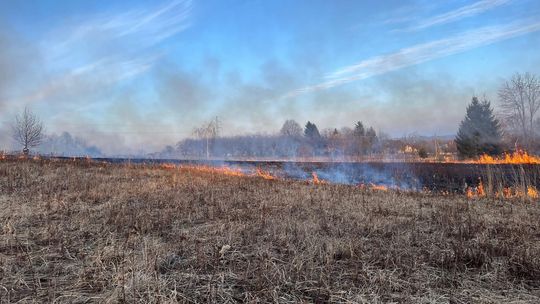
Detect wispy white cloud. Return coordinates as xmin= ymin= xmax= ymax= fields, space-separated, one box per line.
xmin=380 ymin=1 xmax=442 ymax=26
xmin=46 ymin=0 xmax=191 ymax=60
xmin=11 ymin=55 xmax=159 ymax=106
xmin=396 ymin=0 xmax=511 ymax=32
xmin=285 ymin=18 xmax=540 ymax=98
xmin=69 ymin=1 xmax=190 ymax=43
xmin=14 ymin=1 xmax=191 ymax=107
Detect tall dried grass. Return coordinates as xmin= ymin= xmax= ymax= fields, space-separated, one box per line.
xmin=0 ymin=159 xmax=539 ymax=303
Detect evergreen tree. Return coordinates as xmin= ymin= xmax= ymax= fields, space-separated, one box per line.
xmin=455 ymin=97 xmax=503 ymax=158
xmin=304 ymin=121 xmax=321 ymax=140
xmin=351 ymin=121 xmax=365 ymax=156
xmin=353 ymin=121 xmax=365 ymax=137
xmin=304 ymin=121 xmax=322 ymax=156
xmin=365 ymin=127 xmax=378 ymax=153
xmin=366 ymin=127 xmax=377 ymax=141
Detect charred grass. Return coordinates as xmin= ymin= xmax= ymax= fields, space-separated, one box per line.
xmin=0 ymin=159 xmax=539 ymax=303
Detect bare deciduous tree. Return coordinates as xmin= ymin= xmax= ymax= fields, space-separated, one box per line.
xmin=498 ymin=72 xmax=540 ymax=149
xmin=193 ymin=116 xmax=220 ymax=159
xmin=12 ymin=107 xmax=44 ymax=155
xmin=279 ymin=119 xmax=302 ymax=137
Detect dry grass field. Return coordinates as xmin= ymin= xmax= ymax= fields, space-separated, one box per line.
xmin=1 ymin=159 xmax=539 ymax=303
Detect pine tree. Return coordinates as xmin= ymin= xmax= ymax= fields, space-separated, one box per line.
xmin=353 ymin=121 xmax=365 ymax=137
xmin=455 ymin=97 xmax=503 ymax=158
xmin=305 ymin=121 xmax=324 ymax=156
xmin=365 ymin=127 xmax=378 ymax=153
xmin=304 ymin=121 xmax=321 ymax=140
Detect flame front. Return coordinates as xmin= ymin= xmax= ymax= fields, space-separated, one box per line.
xmin=162 ymin=163 xmax=277 ymax=180
xmin=358 ymin=183 xmax=389 ymax=191
xmin=159 ymin=162 xmax=538 ymax=200
xmin=369 ymin=183 xmax=388 ymax=191
xmin=467 ymin=184 xmax=540 ymax=200
xmin=476 ymin=150 xmax=540 ymax=164
xmin=172 ymin=164 xmax=247 ymax=177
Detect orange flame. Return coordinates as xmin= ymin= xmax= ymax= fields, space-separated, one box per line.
xmin=163 ymin=164 xmax=276 ymax=180
xmin=470 ymin=184 xmax=540 ymax=200
xmin=502 ymin=187 xmax=512 ymax=198
xmin=527 ymin=186 xmax=539 ymax=199
xmin=466 ymin=187 xmax=473 ymax=199
xmin=358 ymin=183 xmax=389 ymax=191
xmin=465 ymin=179 xmax=486 ymax=199
xmin=179 ymin=164 xmax=246 ymax=177
xmin=477 ymin=180 xmax=485 ymax=197
xmin=255 ymin=168 xmax=275 ymax=180
xmin=476 ymin=150 xmax=540 ymax=164
xmin=369 ymin=183 xmax=388 ymax=191
xmin=312 ymin=172 xmax=326 ymax=185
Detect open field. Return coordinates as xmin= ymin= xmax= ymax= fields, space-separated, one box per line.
xmin=1 ymin=159 xmax=540 ymax=303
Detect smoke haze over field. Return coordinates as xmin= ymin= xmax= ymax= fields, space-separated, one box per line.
xmin=1 ymin=0 xmax=540 ymax=155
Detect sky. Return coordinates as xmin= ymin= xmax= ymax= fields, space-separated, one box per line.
xmin=1 ymin=0 xmax=540 ymax=154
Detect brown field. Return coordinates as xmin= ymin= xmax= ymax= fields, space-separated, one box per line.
xmin=1 ymin=159 xmax=539 ymax=303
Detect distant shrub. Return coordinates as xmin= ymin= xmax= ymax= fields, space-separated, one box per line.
xmin=418 ymin=147 xmax=428 ymax=159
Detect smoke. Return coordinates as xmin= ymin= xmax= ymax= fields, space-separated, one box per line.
xmin=280 ymin=68 xmax=481 ymax=137
xmin=0 ymin=30 xmax=497 ymax=156
xmin=1 ymin=1 xmax=538 ymax=156
xmin=38 ymin=132 xmax=103 ymax=157
xmin=156 ymin=61 xmax=217 ymax=125
xmin=360 ymin=70 xmax=477 ymax=135
xmin=153 ymin=58 xmax=306 ymax=138
xmin=0 ymin=1 xmax=193 ymax=155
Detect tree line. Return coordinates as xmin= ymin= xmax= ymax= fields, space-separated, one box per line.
xmin=166 ymin=119 xmax=383 ymax=159
xmin=170 ymin=72 xmax=540 ymax=160
xmin=8 ymin=72 xmax=540 ymax=159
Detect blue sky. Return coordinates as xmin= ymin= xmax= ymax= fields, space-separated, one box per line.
xmin=1 ymin=0 xmax=539 ymax=154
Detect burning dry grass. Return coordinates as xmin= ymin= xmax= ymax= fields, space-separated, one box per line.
xmin=1 ymin=159 xmax=540 ymax=303
xmin=161 ymin=163 xmax=276 ymax=180
xmin=475 ymin=150 xmax=540 ymax=164
xmin=466 ymin=181 xmax=539 ymax=200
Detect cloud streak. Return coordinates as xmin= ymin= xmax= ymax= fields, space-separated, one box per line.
xmin=52 ymin=0 xmax=192 ymax=54
xmin=13 ymin=55 xmax=159 ymax=107
xmin=11 ymin=1 xmax=190 ymax=108
xmin=285 ymin=18 xmax=540 ymax=98
xmin=395 ymin=0 xmax=511 ymax=32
